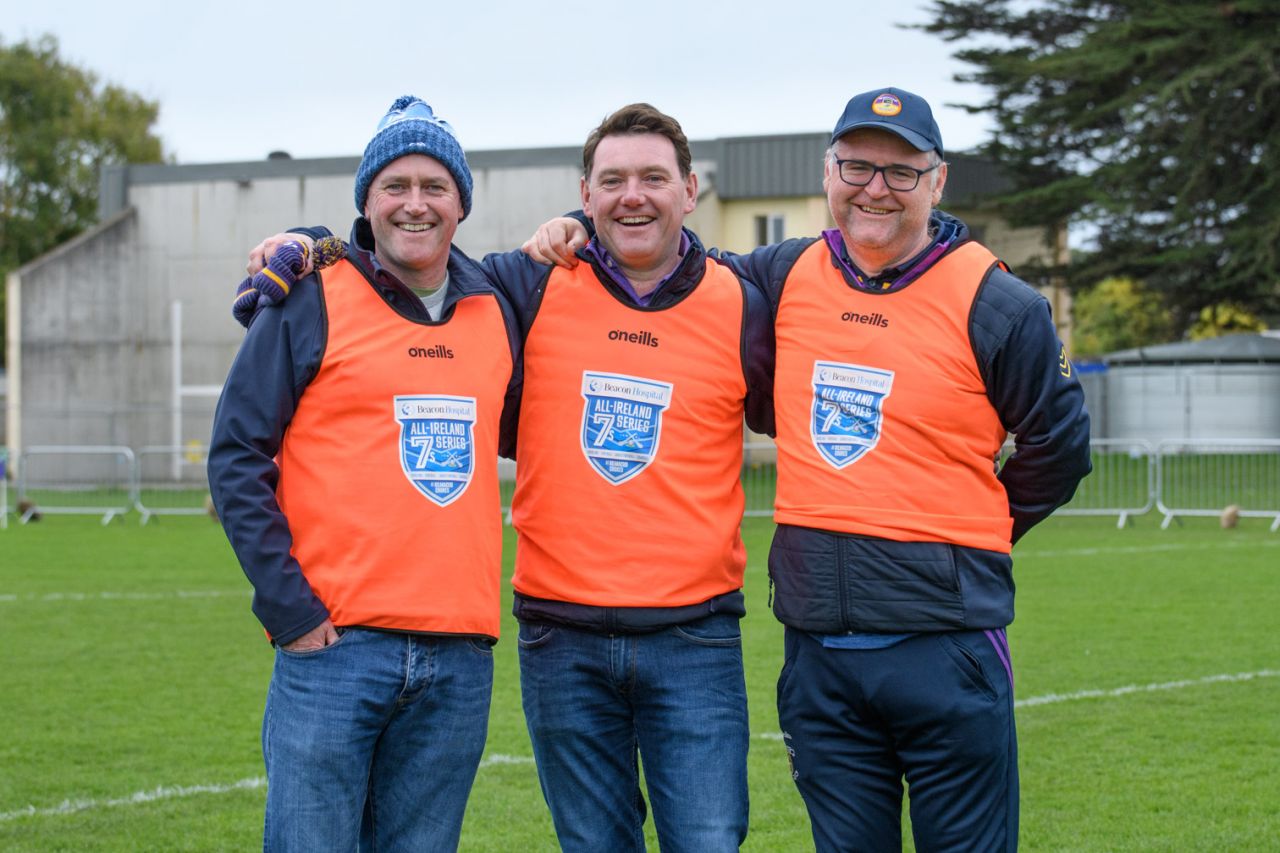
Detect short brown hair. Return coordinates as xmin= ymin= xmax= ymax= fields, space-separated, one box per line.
xmin=582 ymin=103 xmax=692 ymax=179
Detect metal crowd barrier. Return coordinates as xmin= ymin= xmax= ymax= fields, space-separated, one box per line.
xmin=741 ymin=441 xmax=778 ymax=518
xmin=4 ymin=439 xmax=1278 ymax=531
xmin=135 ymin=445 xmax=213 ymax=524
xmin=16 ymin=446 xmax=136 ymax=525
xmin=1155 ymin=439 xmax=1280 ymax=531
xmin=1056 ymin=439 xmax=1157 ymax=527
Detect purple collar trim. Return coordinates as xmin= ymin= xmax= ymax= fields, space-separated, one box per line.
xmin=583 ymin=231 xmax=691 ymax=306
xmin=821 ymin=228 xmax=952 ymax=293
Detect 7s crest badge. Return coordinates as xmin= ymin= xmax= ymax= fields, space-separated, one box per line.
xmin=580 ymin=371 xmax=674 ymax=485
xmin=395 ymin=395 xmax=476 ymax=506
xmin=810 ymin=361 xmax=894 ymax=468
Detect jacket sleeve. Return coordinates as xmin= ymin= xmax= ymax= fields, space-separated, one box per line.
xmin=478 ymin=249 xmax=555 ymax=460
xmin=972 ymin=268 xmax=1093 ymax=543
xmin=491 ymin=285 xmax=525 ymax=461
xmin=740 ymin=273 xmax=776 ymax=437
xmin=207 ymin=277 xmax=331 ymax=644
xmin=713 ymin=239 xmax=815 ymax=314
xmin=479 ymin=248 xmax=554 ymax=338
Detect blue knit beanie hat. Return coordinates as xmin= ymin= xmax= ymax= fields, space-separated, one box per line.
xmin=354 ymin=96 xmax=473 ymax=219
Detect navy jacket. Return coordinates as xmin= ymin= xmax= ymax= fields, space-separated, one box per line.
xmin=208 ymin=220 xmax=523 ymax=644
xmin=720 ymin=211 xmax=1092 ymax=633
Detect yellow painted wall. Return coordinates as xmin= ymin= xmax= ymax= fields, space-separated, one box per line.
xmin=715 ymin=196 xmax=832 ymax=253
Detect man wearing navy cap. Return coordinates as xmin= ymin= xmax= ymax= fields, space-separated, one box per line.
xmin=738 ymin=86 xmax=1090 ymax=852
xmin=527 ymin=86 xmax=1091 ymax=851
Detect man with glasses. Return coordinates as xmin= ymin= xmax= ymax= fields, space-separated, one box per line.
xmin=529 ymin=86 xmax=1091 ymax=851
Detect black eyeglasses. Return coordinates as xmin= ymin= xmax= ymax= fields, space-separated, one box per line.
xmin=833 ymin=158 xmax=941 ymax=192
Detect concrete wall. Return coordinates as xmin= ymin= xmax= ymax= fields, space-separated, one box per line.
xmin=8 ymin=210 xmax=155 ymax=451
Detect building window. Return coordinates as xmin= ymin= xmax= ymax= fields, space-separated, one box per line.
xmin=754 ymin=214 xmax=785 ymax=247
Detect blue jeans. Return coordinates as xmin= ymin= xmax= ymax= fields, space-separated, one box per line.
xmin=262 ymin=628 xmax=493 ymax=852
xmin=517 ymin=613 xmax=750 ymax=853
xmin=778 ymin=628 xmax=1018 ymax=852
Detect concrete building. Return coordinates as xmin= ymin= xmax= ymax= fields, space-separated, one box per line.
xmin=5 ymin=134 xmax=1066 ymax=471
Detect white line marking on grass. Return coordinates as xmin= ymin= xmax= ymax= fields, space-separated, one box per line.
xmin=479 ymin=753 xmax=536 ymax=768
xmin=10 ymin=669 xmax=1275 ymax=821
xmin=1017 ymin=539 xmax=1279 ymax=559
xmin=1013 ymin=669 xmax=1279 ymax=708
xmin=0 ymin=777 xmax=265 ymax=822
xmin=0 ymin=589 xmax=249 ymax=604
xmin=0 ymin=755 xmax=537 ymax=823
xmin=752 ymin=669 xmax=1279 ymax=739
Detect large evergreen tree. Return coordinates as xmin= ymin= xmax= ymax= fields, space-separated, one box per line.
xmin=0 ymin=34 xmax=164 ymax=365
xmin=921 ymin=1 xmax=1280 ymax=333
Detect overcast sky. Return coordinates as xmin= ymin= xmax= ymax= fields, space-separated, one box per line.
xmin=1 ymin=0 xmax=995 ymax=164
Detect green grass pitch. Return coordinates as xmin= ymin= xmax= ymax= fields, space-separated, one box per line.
xmin=1 ymin=514 xmax=1276 ymax=851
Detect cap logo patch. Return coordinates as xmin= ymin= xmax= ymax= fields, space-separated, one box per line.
xmin=872 ymin=94 xmax=902 ymax=116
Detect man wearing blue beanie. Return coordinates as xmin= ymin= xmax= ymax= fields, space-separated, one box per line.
xmin=354 ymin=95 xmax=474 ymax=220
xmin=210 ymin=96 xmax=521 ymax=851
xmin=233 ymin=101 xmax=773 ymax=853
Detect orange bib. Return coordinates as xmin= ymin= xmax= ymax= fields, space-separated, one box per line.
xmin=512 ymin=261 xmax=749 ymax=606
xmin=773 ymin=241 xmax=1013 ymax=552
xmin=277 ymin=260 xmax=512 ymax=636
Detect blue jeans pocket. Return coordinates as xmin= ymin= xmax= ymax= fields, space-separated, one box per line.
xmin=275 ymin=628 xmax=349 ymax=658
xmin=670 ymin=614 xmax=742 ymax=647
xmin=517 ymin=621 xmax=557 ymax=649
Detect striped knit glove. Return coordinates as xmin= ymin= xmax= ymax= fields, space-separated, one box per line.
xmin=232 ymin=240 xmax=308 ymax=328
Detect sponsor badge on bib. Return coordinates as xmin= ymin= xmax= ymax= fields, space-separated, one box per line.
xmin=395 ymin=395 xmax=476 ymax=506
xmin=810 ymin=361 xmax=894 ymax=468
xmin=580 ymin=372 xmax=674 ymax=485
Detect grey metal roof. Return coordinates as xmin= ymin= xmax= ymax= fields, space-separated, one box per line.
xmin=98 ymin=134 xmax=1011 ymax=211
xmin=1103 ymin=333 xmax=1280 ymax=364
xmin=713 ymin=133 xmax=827 ymax=199
xmin=710 ymin=135 xmax=1014 ymax=203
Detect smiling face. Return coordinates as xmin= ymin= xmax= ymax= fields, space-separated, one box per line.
xmin=824 ymin=128 xmax=946 ymax=275
xmin=581 ymin=132 xmax=697 ymax=294
xmin=363 ymin=154 xmax=463 ymax=288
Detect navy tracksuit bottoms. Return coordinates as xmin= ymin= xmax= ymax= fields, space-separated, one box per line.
xmin=777 ymin=627 xmax=1019 ymax=852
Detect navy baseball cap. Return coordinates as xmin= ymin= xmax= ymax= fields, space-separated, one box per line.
xmin=830 ymin=87 xmax=944 ymax=156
